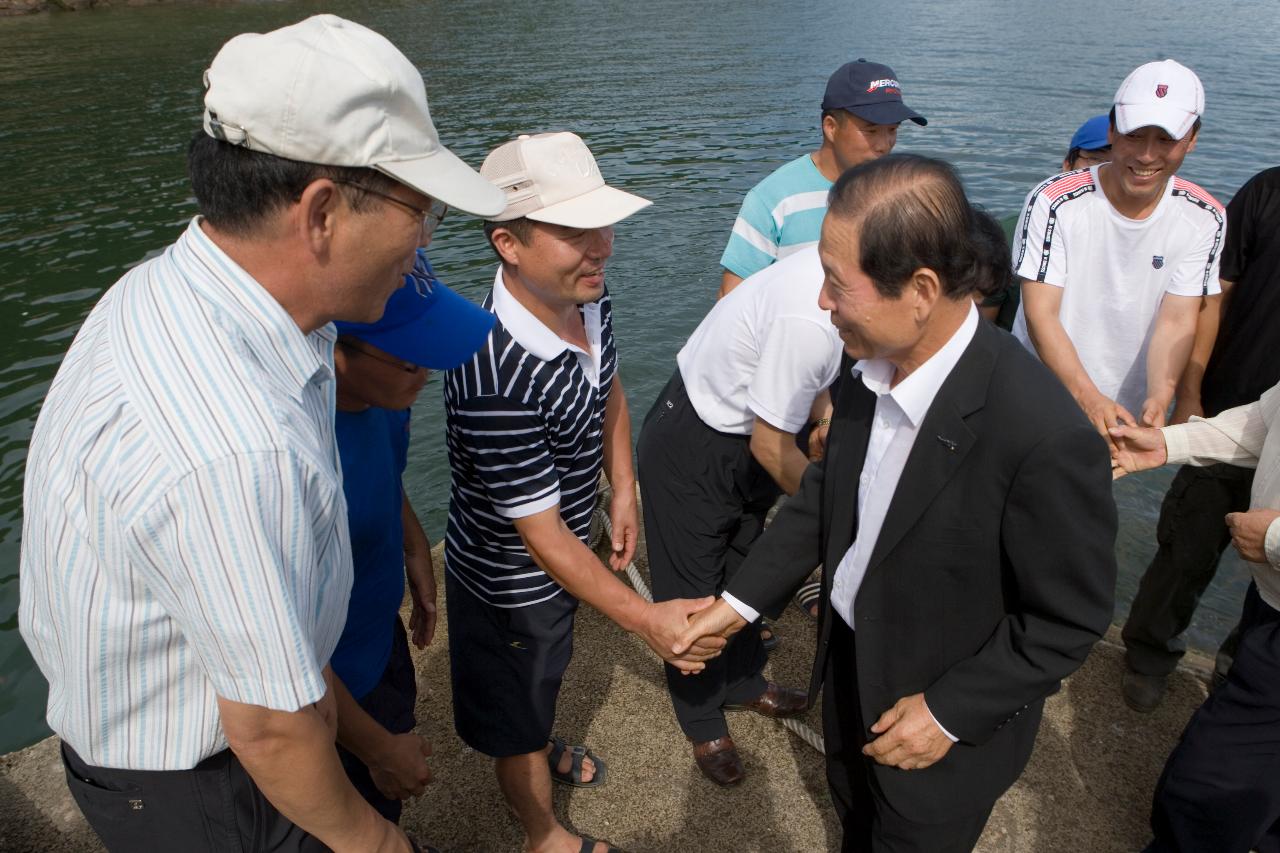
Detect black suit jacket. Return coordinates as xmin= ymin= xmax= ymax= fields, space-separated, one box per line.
xmin=727 ymin=318 xmax=1117 ymax=823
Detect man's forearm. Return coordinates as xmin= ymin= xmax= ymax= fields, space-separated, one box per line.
xmin=333 ymin=673 xmax=392 ymax=769
xmin=602 ymin=374 xmax=636 ymax=492
xmin=219 ymin=696 xmax=396 ymax=852
xmin=749 ymin=423 xmax=808 ymax=496
xmin=1147 ymin=295 xmax=1200 ymax=412
xmin=1026 ymin=307 xmax=1101 ymax=404
xmin=516 ymin=512 xmax=650 ymax=632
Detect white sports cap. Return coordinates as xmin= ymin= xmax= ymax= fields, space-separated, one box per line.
xmin=1113 ymin=59 xmax=1205 ymax=141
xmin=201 ymin=14 xmax=505 ymax=217
xmin=480 ymin=132 xmax=652 ymax=227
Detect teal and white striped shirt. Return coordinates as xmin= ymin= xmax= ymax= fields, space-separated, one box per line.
xmin=719 ymin=153 xmax=833 ymax=281
xmin=19 ymin=218 xmax=353 ymax=770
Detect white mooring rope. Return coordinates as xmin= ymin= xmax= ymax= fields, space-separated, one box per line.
xmin=592 ymin=488 xmax=825 ymax=755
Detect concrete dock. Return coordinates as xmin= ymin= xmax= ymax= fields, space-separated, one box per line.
xmin=0 ymin=539 xmax=1212 ymax=852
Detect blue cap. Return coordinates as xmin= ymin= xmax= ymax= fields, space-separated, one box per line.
xmin=333 ymin=251 xmax=495 ymax=370
xmin=821 ymin=59 xmax=926 ymax=126
xmin=1069 ymin=115 xmax=1111 ymax=151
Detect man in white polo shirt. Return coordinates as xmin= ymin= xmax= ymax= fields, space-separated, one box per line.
xmin=444 ymin=132 xmax=722 ymax=853
xmin=18 ymin=15 xmax=505 ymax=853
xmin=637 ymin=245 xmax=841 ymax=784
xmin=1012 ymin=59 xmax=1225 ymax=443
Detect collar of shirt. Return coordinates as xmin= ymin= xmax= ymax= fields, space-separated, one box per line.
xmin=490 ymin=264 xmax=603 ymax=382
xmin=178 ymin=218 xmax=334 ymax=396
xmin=853 ymin=302 xmax=980 ymax=424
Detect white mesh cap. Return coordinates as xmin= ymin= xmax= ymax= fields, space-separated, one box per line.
xmin=480 ymin=132 xmax=651 ymax=227
xmin=202 ymin=14 xmax=504 ymax=217
xmin=1113 ymin=59 xmax=1204 ymax=140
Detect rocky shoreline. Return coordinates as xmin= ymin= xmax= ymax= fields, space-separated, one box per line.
xmin=0 ymin=0 xmax=199 ymax=17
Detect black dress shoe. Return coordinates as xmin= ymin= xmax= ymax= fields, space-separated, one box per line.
xmin=1122 ymin=667 xmax=1167 ymax=713
xmin=692 ymin=735 xmax=744 ymax=786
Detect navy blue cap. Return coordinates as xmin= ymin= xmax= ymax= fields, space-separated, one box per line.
xmin=334 ymin=251 xmax=495 ymax=370
xmin=1069 ymin=114 xmax=1111 ymax=151
xmin=821 ymin=59 xmax=926 ymax=126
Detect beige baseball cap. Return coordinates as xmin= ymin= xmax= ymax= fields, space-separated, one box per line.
xmin=1113 ymin=59 xmax=1204 ymax=141
xmin=480 ymin=132 xmax=652 ymax=227
xmin=201 ymin=14 xmax=505 ymax=217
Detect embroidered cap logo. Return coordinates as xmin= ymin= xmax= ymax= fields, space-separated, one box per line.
xmin=1155 ymin=84 xmax=1169 ymax=98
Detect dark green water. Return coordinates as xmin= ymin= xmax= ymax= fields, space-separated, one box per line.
xmin=2 ymin=0 xmax=1275 ymax=754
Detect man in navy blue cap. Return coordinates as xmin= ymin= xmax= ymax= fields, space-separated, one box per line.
xmin=717 ymin=58 xmax=926 ymax=299
xmin=328 ymin=249 xmax=496 ymax=843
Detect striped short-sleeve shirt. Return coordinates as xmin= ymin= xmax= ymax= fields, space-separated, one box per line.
xmin=719 ymin=153 xmax=834 ymax=281
xmin=443 ymin=266 xmax=616 ymax=608
xmin=19 ymin=219 xmax=352 ymax=770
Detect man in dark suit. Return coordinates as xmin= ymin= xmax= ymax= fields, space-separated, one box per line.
xmin=675 ymin=154 xmax=1118 ymax=851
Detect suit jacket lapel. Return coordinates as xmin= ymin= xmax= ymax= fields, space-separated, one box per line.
xmin=864 ymin=321 xmax=998 ymax=573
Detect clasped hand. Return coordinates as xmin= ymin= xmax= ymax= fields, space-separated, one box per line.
xmin=656 ymin=599 xmax=749 ymax=675
xmin=637 ymin=597 xmax=731 ymax=673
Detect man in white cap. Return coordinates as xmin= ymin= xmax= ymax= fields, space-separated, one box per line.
xmin=19 ymin=14 xmax=503 ymax=853
xmin=1011 ymin=60 xmax=1225 ymax=452
xmin=442 ymin=132 xmax=720 ymax=853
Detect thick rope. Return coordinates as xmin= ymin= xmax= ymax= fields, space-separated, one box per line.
xmin=593 ymin=487 xmax=825 ymax=755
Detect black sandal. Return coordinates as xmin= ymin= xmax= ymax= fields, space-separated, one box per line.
xmin=547 ymin=736 xmax=608 ymax=788
xmin=794 ymin=580 xmax=821 ymax=620
xmin=579 ymin=835 xmax=625 ymax=852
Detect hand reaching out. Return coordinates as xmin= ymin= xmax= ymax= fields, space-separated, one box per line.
xmin=1108 ymin=423 xmax=1169 ymax=480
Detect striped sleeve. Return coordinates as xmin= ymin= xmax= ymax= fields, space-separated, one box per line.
xmin=1013 ymin=171 xmax=1097 ymax=286
xmin=1170 ymin=178 xmax=1226 ymax=297
xmin=720 ymin=188 xmax=780 ymax=280
xmin=128 ymin=450 xmax=348 ymax=712
xmin=451 ymin=393 xmax=561 ymax=519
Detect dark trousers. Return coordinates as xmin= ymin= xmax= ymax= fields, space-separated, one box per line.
xmin=637 ymin=370 xmax=775 ymax=742
xmin=823 ymin=615 xmax=992 ymax=853
xmin=337 ymin=617 xmax=418 ymax=823
xmin=1147 ymin=582 xmax=1280 ymax=853
xmin=61 ymin=741 xmax=325 ymax=853
xmin=1123 ymin=464 xmax=1251 ymax=676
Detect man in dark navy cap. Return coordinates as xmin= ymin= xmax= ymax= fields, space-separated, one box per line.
xmin=717 ymin=58 xmax=926 ymax=298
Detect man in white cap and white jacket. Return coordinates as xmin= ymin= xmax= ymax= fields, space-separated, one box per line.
xmin=19 ymin=15 xmax=504 ymax=853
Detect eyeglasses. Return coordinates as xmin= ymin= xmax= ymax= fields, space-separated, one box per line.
xmin=338 ymin=339 xmax=423 ymax=373
xmin=334 ymin=180 xmax=448 ymax=239
xmin=1075 ymin=148 xmax=1112 ymax=167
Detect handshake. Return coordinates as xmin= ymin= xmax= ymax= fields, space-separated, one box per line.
xmin=632 ymin=598 xmax=752 ymax=674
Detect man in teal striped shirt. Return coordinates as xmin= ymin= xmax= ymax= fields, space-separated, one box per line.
xmin=718 ymin=59 xmax=927 ymax=298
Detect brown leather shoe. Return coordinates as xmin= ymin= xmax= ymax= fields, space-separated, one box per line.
xmin=692 ymin=735 xmax=744 ymax=786
xmin=723 ymin=681 xmax=807 ymax=718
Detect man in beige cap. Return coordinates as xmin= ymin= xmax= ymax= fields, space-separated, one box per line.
xmin=442 ymin=131 xmax=721 ymax=853
xmin=19 ymin=14 xmax=502 ymax=853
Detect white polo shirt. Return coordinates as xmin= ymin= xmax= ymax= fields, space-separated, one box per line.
xmin=677 ymin=247 xmax=842 ymax=435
